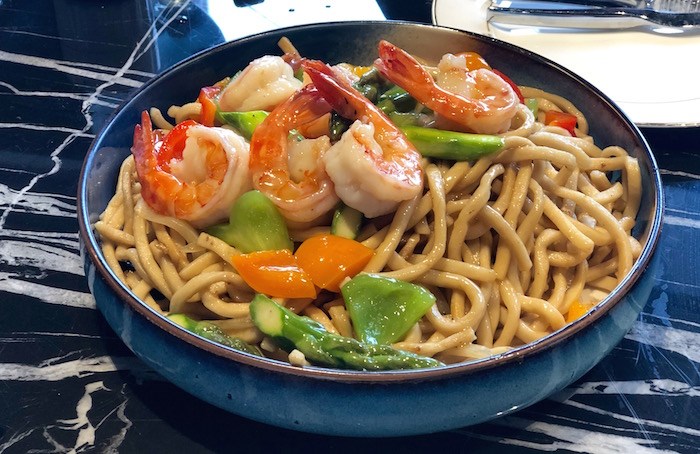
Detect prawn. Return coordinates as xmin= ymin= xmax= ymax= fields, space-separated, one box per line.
xmin=300 ymin=59 xmax=423 ymax=218
xmin=374 ymin=40 xmax=519 ymax=135
xmin=218 ymin=55 xmax=303 ymax=112
xmin=248 ymin=84 xmax=339 ymax=225
xmin=131 ymin=112 xmax=251 ymax=228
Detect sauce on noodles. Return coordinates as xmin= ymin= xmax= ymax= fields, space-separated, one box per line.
xmin=95 ymin=39 xmax=642 ymax=369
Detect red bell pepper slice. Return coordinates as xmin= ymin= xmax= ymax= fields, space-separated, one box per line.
xmin=544 ymin=110 xmax=578 ymax=137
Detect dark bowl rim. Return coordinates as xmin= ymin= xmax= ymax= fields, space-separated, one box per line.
xmin=77 ymin=19 xmax=664 ymax=384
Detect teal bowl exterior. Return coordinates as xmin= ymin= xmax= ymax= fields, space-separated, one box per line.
xmin=78 ymin=21 xmax=663 ymax=437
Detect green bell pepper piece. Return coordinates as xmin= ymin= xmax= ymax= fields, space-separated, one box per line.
xmin=341 ymin=274 xmax=436 ymax=345
xmin=217 ymin=110 xmax=269 ymax=140
xmin=206 ymin=190 xmax=293 ymax=253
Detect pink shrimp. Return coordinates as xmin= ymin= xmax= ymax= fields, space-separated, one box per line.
xmin=374 ymin=40 xmax=519 ymax=135
xmin=248 ymin=84 xmax=339 ymax=225
xmin=300 ymin=59 xmax=424 ymax=218
xmin=131 ymin=112 xmax=251 ymax=228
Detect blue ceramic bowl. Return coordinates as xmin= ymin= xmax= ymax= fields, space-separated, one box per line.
xmin=77 ymin=21 xmax=663 ymax=437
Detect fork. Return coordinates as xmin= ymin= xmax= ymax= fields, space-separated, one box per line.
xmin=487 ymin=0 xmax=700 ymax=30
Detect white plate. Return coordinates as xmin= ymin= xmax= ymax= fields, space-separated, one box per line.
xmin=432 ymin=0 xmax=700 ymax=127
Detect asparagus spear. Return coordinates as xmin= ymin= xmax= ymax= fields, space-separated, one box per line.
xmin=168 ymin=313 xmax=263 ymax=357
xmin=249 ymin=294 xmax=444 ymax=371
xmin=400 ymin=125 xmax=505 ymax=161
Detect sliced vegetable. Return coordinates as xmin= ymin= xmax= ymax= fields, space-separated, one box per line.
xmin=329 ymin=112 xmax=351 ymax=141
xmin=356 ymin=83 xmax=379 ymax=103
xmin=249 ymin=294 xmax=443 ymax=370
xmin=168 ymin=313 xmax=263 ymax=356
xmin=525 ymin=98 xmax=538 ymax=116
xmin=378 ymin=85 xmax=416 ymax=112
xmin=350 ymin=65 xmax=375 ymax=78
xmin=293 ymin=66 xmax=304 ymax=82
xmin=400 ymin=125 xmax=505 ymax=161
xmin=206 ymin=190 xmax=293 ymax=253
xmin=217 ymin=110 xmax=269 ymax=140
xmin=231 ymin=249 xmax=317 ymax=299
xmin=356 ymin=66 xmax=381 ymax=85
xmin=331 ymin=204 xmax=364 ymax=239
xmin=198 ymin=86 xmax=223 ymax=127
xmin=566 ymin=301 xmax=593 ymax=323
xmin=456 ymin=51 xmax=491 ymax=71
xmin=341 ymin=274 xmax=436 ymax=345
xmin=388 ymin=111 xmax=432 ymax=128
xmin=294 ymin=233 xmax=373 ymax=292
xmin=544 ymin=110 xmax=578 ymax=137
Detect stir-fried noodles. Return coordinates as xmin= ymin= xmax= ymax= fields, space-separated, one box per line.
xmin=95 ymin=38 xmax=642 ymax=370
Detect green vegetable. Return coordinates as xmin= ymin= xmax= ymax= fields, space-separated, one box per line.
xmin=217 ymin=110 xmax=269 ymax=140
xmin=376 ymin=98 xmax=396 ymax=114
xmin=341 ymin=274 xmax=436 ymax=346
xmin=329 ymin=112 xmax=351 ymax=141
xmin=525 ymin=98 xmax=538 ymax=116
xmin=356 ymin=67 xmax=384 ymax=85
xmin=250 ymin=294 xmax=443 ymax=370
xmin=400 ymin=125 xmax=505 ymax=161
xmin=330 ymin=204 xmax=364 ymax=240
xmin=388 ymin=111 xmax=432 ymax=128
xmin=168 ymin=313 xmax=263 ymax=356
xmin=378 ymin=85 xmax=416 ymax=112
xmin=293 ymin=67 xmax=304 ymax=82
xmin=206 ymin=190 xmax=293 ymax=253
xmin=356 ymin=83 xmax=378 ymax=103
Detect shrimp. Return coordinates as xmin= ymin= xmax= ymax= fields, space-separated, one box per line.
xmin=248 ymin=84 xmax=339 ymax=225
xmin=374 ymin=40 xmax=519 ymax=135
xmin=131 ymin=112 xmax=251 ymax=228
xmin=301 ymin=59 xmax=423 ymax=218
xmin=218 ymin=55 xmax=303 ymax=112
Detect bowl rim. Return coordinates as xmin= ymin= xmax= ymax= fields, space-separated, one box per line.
xmin=77 ymin=19 xmax=664 ymax=384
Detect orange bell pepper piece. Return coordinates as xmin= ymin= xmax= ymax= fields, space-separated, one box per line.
xmin=231 ymin=249 xmax=317 ymax=299
xmin=456 ymin=51 xmax=491 ymax=71
xmin=295 ymin=234 xmax=374 ymax=293
xmin=197 ymin=85 xmax=222 ymax=127
xmin=566 ymin=300 xmax=593 ymax=323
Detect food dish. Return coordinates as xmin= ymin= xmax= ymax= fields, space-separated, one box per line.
xmin=97 ymin=35 xmax=643 ymax=371
xmin=432 ymin=0 xmax=700 ymax=128
xmin=78 ymin=21 xmax=663 ymax=436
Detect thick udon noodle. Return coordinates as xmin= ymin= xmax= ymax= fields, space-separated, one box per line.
xmin=96 ymin=77 xmax=642 ymax=366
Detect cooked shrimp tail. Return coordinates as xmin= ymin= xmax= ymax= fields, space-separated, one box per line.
xmin=375 ymin=40 xmax=519 ymax=135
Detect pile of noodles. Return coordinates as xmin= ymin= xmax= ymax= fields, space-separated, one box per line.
xmin=95 ymin=65 xmax=642 ymax=366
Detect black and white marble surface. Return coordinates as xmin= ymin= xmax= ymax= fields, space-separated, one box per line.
xmin=0 ymin=0 xmax=698 ymax=452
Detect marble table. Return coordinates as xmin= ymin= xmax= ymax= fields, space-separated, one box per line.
xmin=0 ymin=0 xmax=697 ymax=452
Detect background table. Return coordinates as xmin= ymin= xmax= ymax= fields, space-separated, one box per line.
xmin=0 ymin=1 xmax=698 ymax=452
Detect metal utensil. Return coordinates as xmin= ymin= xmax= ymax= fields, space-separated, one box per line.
xmin=487 ymin=0 xmax=700 ymax=29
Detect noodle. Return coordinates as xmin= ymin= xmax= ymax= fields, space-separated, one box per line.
xmin=96 ymin=44 xmax=644 ymax=368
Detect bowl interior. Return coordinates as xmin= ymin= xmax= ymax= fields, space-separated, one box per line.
xmin=79 ymin=21 xmax=663 ymax=382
